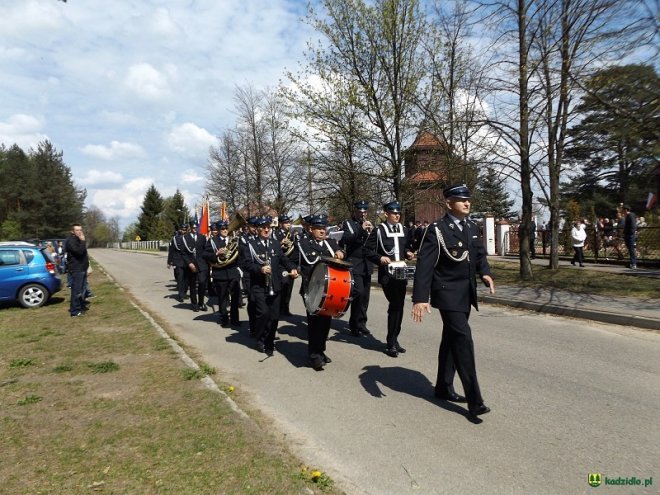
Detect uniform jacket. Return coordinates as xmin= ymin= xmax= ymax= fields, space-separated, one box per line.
xmin=412 ymin=215 xmax=492 ymax=312
xmin=364 ymin=222 xmax=414 ymax=285
xmin=180 ymin=232 xmax=199 ymax=268
xmin=167 ymin=233 xmax=186 ymax=267
xmin=203 ymin=235 xmax=240 ymax=281
xmin=340 ymin=217 xmax=374 ymax=276
xmin=239 ymin=236 xmax=296 ymax=292
xmin=297 ymin=236 xmax=343 ymax=293
xmin=194 ymin=234 xmax=209 ymax=272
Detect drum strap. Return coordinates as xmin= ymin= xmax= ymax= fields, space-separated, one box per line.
xmin=377 ymin=225 xmax=403 ymax=260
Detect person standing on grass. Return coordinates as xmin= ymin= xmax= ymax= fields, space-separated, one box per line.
xmin=65 ymin=223 xmax=89 ymax=317
xmin=571 ymin=220 xmax=587 ymax=267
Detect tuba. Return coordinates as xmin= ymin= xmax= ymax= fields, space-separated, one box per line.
xmin=210 ymin=237 xmax=239 ymax=268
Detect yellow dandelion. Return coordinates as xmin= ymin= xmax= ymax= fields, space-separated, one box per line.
xmin=228 ymin=385 xmax=234 ymax=393
xmin=311 ymin=470 xmax=322 ymax=481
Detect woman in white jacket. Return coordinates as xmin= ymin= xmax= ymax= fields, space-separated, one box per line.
xmin=571 ymin=220 xmax=587 ymax=267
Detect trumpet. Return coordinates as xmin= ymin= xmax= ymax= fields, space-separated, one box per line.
xmin=362 ymin=219 xmax=374 ymax=233
xmin=265 ymin=260 xmax=274 ymax=296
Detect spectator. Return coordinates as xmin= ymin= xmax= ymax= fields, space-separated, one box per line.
xmin=570 ymin=220 xmax=586 ymax=267
xmin=622 ymin=205 xmax=637 ymax=269
xmin=637 ymin=216 xmax=647 ymax=228
xmin=65 ymin=223 xmax=89 ymax=317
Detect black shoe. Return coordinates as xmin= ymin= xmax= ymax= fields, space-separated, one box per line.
xmin=579 ymin=264 xmax=584 ymax=267
xmin=570 ymin=261 xmax=575 ymax=266
xmin=435 ymin=390 xmax=467 ymax=403
xmin=230 ymin=320 xmax=241 ymax=326
xmin=395 ymin=343 xmax=406 ymax=353
xmin=309 ymin=358 xmax=324 ymax=371
xmin=322 ymin=354 xmax=332 ymax=364
xmin=192 ymin=304 xmax=199 ymax=312
xmin=265 ymin=348 xmax=274 ymax=357
xmin=200 ymin=304 xmax=208 ymax=311
xmin=175 ymin=296 xmax=183 ymax=303
xmin=71 ymin=311 xmax=84 ymax=317
xmin=350 ymin=329 xmax=362 ymax=337
xmin=385 ymin=347 xmax=399 ymax=358
xmin=468 ymin=404 xmax=491 ymax=417
xmin=256 ymin=342 xmax=265 ymax=353
xmin=220 ymin=320 xmax=230 ymax=328
xmin=360 ymin=328 xmax=371 ymax=335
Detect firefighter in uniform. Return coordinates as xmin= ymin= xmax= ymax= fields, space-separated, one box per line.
xmin=340 ymin=200 xmax=374 ymax=337
xmin=273 ymin=214 xmax=298 ymax=316
xmin=204 ymin=221 xmax=241 ymax=327
xmin=365 ymin=201 xmax=414 ymax=357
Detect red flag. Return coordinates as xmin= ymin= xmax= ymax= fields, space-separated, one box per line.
xmin=199 ymin=200 xmax=209 ymax=236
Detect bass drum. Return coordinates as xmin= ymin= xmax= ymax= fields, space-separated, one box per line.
xmin=305 ymin=260 xmax=353 ymax=318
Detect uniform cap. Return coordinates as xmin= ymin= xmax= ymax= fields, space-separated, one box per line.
xmin=303 ymin=215 xmax=313 ymax=224
xmin=216 ymin=220 xmax=229 ymax=229
xmin=309 ymin=214 xmax=329 ymax=227
xmin=354 ymin=200 xmax=369 ymax=211
xmin=278 ymin=214 xmax=292 ymax=223
xmin=443 ymin=184 xmax=471 ymax=199
xmin=247 ymin=216 xmax=259 ymax=225
xmin=254 ymin=216 xmax=272 ymax=226
xmin=383 ymin=201 xmax=401 ymax=213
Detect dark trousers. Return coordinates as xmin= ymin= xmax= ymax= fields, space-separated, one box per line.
xmin=252 ymin=289 xmax=281 ymax=351
xmin=349 ymin=271 xmax=371 ymax=332
xmin=307 ymin=312 xmax=332 ymax=363
xmin=197 ymin=268 xmax=209 ymax=305
xmin=624 ymin=236 xmax=637 ymax=266
xmin=436 ymin=310 xmax=483 ymax=407
xmin=184 ymin=267 xmax=198 ymax=305
xmin=280 ymin=276 xmax=294 ymax=314
xmin=174 ymin=265 xmax=187 ymax=299
xmin=572 ymin=246 xmax=584 ymax=265
xmin=382 ymin=279 xmax=407 ymax=348
xmin=213 ymin=277 xmax=240 ymax=323
xmin=69 ymin=270 xmax=87 ymax=315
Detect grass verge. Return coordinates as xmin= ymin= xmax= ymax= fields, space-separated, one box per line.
xmin=0 ymin=268 xmax=340 ymax=494
xmin=491 ymin=261 xmax=659 ymax=299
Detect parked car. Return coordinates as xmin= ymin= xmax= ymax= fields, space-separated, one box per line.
xmin=0 ymin=244 xmax=62 ymax=308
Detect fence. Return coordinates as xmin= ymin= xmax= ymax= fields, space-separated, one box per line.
xmin=505 ymin=226 xmax=660 ymax=264
xmin=108 ymin=240 xmax=168 ymax=251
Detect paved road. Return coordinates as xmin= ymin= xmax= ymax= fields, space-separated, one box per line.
xmin=91 ymin=249 xmax=660 ymax=494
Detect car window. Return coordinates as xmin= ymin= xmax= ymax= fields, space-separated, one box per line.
xmin=24 ymin=249 xmax=37 ymax=263
xmin=0 ymin=249 xmax=21 ymax=266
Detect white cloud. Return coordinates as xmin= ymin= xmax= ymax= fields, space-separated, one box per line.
xmin=124 ymin=63 xmax=172 ymax=100
xmin=78 ymin=169 xmax=124 ymax=187
xmin=167 ymin=123 xmax=216 ymax=157
xmin=0 ymin=113 xmax=48 ymax=150
xmin=89 ymin=177 xmax=154 ymax=220
xmin=80 ymin=141 xmax=146 ymax=160
xmin=180 ymin=169 xmax=204 ymax=184
xmin=150 ymin=8 xmax=182 ymax=37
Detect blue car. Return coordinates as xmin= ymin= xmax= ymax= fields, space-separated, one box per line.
xmin=0 ymin=244 xmax=62 ymax=308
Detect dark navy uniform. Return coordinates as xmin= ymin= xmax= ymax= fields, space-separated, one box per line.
xmin=194 ymin=229 xmax=210 ymax=311
xmin=167 ymin=225 xmax=189 ymax=303
xmin=203 ymin=222 xmax=240 ymax=326
xmin=412 ymin=184 xmax=493 ymax=417
xmin=273 ymin=214 xmax=298 ymax=316
xmin=340 ymin=200 xmax=374 ymax=336
xmin=365 ymin=201 xmax=414 ymax=356
xmin=298 ymin=214 xmax=345 ymax=370
xmin=239 ymin=216 xmax=297 ymax=355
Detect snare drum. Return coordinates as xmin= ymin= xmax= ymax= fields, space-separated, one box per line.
xmin=387 ymin=261 xmax=416 ymax=280
xmin=305 ymin=259 xmax=353 ymax=318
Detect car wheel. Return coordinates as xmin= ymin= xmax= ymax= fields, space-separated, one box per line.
xmin=18 ymin=284 xmax=50 ymax=308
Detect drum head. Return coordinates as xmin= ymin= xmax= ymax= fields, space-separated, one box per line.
xmin=305 ymin=263 xmax=327 ymax=314
xmin=321 ymin=256 xmax=352 ymax=269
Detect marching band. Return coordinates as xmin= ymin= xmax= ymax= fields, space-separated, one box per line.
xmin=165 ymin=186 xmax=495 ymax=418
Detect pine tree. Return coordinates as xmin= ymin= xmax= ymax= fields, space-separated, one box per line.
xmin=474 ymin=167 xmax=515 ymax=219
xmin=137 ymin=184 xmax=164 ymax=241
xmin=162 ymin=190 xmax=189 ymax=235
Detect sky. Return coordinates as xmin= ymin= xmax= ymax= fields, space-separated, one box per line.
xmin=0 ymin=0 xmax=315 ymax=228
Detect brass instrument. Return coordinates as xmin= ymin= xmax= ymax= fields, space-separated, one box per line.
xmin=280 ymin=229 xmax=295 ymax=256
xmin=210 ymin=237 xmax=239 ymax=268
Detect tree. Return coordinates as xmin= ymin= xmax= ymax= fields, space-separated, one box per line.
xmin=137 ymin=184 xmax=164 ymax=240
xmin=474 ymin=167 xmax=515 ymax=219
xmin=162 ymin=190 xmax=189 ymax=235
xmin=0 ymin=141 xmax=85 ymax=239
xmin=300 ymin=0 xmax=430 ymax=204
xmin=566 ymin=64 xmax=659 ymax=208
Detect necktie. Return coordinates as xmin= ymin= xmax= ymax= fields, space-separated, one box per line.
xmin=459 ymin=220 xmax=465 ymax=231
